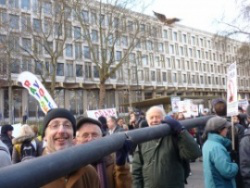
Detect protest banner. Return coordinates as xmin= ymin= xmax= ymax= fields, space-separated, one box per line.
xmin=87 ymin=108 xmax=117 ymax=119
xmin=227 ymin=62 xmax=238 ymax=116
xmin=18 ymin=71 xmax=57 ymax=114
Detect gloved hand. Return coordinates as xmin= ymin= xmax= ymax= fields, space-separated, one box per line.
xmin=116 ymin=140 xmax=133 ymax=166
xmin=162 ymin=117 xmax=185 ymax=134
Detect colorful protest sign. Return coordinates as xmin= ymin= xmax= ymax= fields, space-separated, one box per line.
xmin=18 ymin=71 xmax=57 ymax=114
xmin=227 ymin=62 xmax=238 ymax=116
xmin=87 ymin=108 xmax=117 ymax=120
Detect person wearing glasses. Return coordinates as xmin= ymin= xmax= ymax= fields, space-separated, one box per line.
xmin=76 ymin=117 xmax=132 ymax=188
xmin=41 ymin=108 xmax=100 ymax=188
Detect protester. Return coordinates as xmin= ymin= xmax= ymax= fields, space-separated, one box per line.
xmin=240 ymin=105 xmax=250 ymax=188
xmin=211 ymin=98 xmax=227 ymax=117
xmin=116 ymin=117 xmax=125 ymax=127
xmin=41 ymin=108 xmax=100 ymax=188
xmin=12 ymin=124 xmax=43 ymax=163
xmin=0 ymin=124 xmax=14 ymax=157
xmin=0 ymin=140 xmax=11 ymax=168
xmin=202 ymin=116 xmax=238 ymax=188
xmin=128 ymin=112 xmax=138 ymax=130
xmin=132 ymin=106 xmax=201 ymax=188
xmin=98 ymin=116 xmax=108 ymax=135
xmin=106 ymin=116 xmax=124 ymax=135
xmin=76 ymin=117 xmax=132 ymax=188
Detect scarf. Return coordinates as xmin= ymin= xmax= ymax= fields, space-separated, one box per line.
xmin=95 ymin=160 xmax=108 ymax=188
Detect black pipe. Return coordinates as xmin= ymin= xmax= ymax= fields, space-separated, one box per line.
xmin=0 ymin=115 xmax=213 ymax=188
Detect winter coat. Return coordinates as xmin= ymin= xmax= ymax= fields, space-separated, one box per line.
xmin=0 ymin=140 xmax=11 ymax=168
xmin=132 ymin=130 xmax=201 ymax=188
xmin=12 ymin=133 xmax=43 ymax=163
xmin=0 ymin=134 xmax=13 ymax=156
xmin=106 ymin=125 xmax=124 ymax=135
xmin=93 ymin=154 xmax=132 ymax=188
xmin=41 ymin=149 xmax=100 ymax=188
xmin=240 ymin=128 xmax=250 ymax=188
xmin=202 ymin=133 xmax=238 ymax=188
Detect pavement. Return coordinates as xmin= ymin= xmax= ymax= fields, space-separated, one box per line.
xmin=186 ymin=161 xmax=204 ymax=188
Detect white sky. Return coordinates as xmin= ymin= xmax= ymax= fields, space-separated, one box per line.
xmin=144 ymin=0 xmax=241 ymax=34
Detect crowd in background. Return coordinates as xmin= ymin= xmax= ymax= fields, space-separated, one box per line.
xmin=0 ymin=98 xmax=250 ymax=188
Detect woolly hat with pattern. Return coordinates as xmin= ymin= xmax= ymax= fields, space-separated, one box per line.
xmin=42 ymin=108 xmax=76 ymax=138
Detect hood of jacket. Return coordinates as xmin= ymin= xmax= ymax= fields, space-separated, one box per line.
xmin=207 ymin=133 xmax=231 ymax=149
xmin=12 ymin=134 xmax=35 ymax=144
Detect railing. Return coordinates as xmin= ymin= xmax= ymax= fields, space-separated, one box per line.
xmin=0 ymin=115 xmax=213 ymax=188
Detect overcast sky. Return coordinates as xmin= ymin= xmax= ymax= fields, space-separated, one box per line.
xmin=143 ymin=0 xmax=241 ymax=34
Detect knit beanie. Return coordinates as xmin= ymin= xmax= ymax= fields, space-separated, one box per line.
xmin=42 ymin=108 xmax=76 ymax=138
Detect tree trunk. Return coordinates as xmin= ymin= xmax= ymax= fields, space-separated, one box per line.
xmin=99 ymin=81 xmax=106 ymax=109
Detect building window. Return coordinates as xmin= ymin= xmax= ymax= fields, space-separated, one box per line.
xmin=22 ymin=38 xmax=31 ymax=52
xmin=74 ymin=26 xmax=81 ymax=39
xmin=173 ymin=32 xmax=178 ymax=41
xmin=162 ymin=72 xmax=167 ymax=82
xmin=54 ymin=23 xmax=62 ymax=36
xmin=90 ymin=12 xmax=97 ymax=24
xmin=83 ymin=46 xmax=90 ymax=59
xmin=21 ymin=0 xmax=30 ymax=10
xmin=147 ymin=40 xmax=153 ymax=51
xmin=142 ymin=55 xmax=148 ymax=66
xmin=75 ymin=43 xmax=82 ymax=60
xmin=85 ymin=62 xmax=92 ymax=78
xmin=11 ymin=59 xmax=21 ymax=74
xmin=0 ymin=0 xmax=6 ymax=5
xmin=91 ymin=29 xmax=98 ymax=42
xmin=151 ymin=71 xmax=155 ymax=81
xmin=116 ymin=51 xmax=122 ymax=61
xmin=183 ymin=74 xmax=186 ymax=83
xmin=57 ymin=63 xmax=64 ymax=76
xmin=110 ymin=68 xmax=116 ymax=79
xmin=93 ymin=66 xmax=99 ymax=78
xmin=122 ymin=36 xmax=128 ymax=47
xmin=33 ymin=18 xmax=41 ymax=32
xmin=10 ymin=14 xmax=19 ymax=30
xmin=173 ymin=73 xmax=177 ymax=83
xmin=127 ymin=21 xmax=134 ymax=32
xmin=65 ymin=23 xmax=72 ymax=38
xmin=66 ymin=62 xmax=73 ymax=77
xmin=76 ymin=64 xmax=83 ymax=77
xmin=169 ymin=44 xmax=174 ymax=54
xmin=163 ymin=30 xmax=168 ymax=39
xmin=66 ymin=44 xmax=73 ymax=57
xmin=82 ymin=10 xmax=89 ymax=23
xmin=9 ymin=0 xmax=18 ymax=8
xmin=35 ymin=60 xmax=43 ymax=74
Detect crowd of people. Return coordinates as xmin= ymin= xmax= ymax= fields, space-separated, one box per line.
xmin=0 ymin=98 xmax=250 ymax=188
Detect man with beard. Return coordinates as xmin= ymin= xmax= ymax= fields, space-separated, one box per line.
xmin=41 ymin=108 xmax=100 ymax=188
xmin=76 ymin=117 xmax=132 ymax=188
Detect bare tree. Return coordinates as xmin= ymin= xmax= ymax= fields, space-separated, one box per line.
xmin=71 ymin=0 xmax=153 ymax=108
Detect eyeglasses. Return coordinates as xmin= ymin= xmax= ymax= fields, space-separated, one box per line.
xmin=48 ymin=123 xmax=73 ymax=131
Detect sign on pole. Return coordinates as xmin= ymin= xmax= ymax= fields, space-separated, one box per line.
xmin=171 ymin=96 xmax=181 ymax=113
xmin=227 ymin=62 xmax=238 ymax=117
xmin=18 ymin=71 xmax=57 ymax=114
xmin=87 ymin=108 xmax=117 ymax=120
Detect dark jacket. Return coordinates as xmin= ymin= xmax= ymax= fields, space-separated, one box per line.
xmin=0 ymin=140 xmax=11 ymax=168
xmin=240 ymin=128 xmax=250 ymax=188
xmin=106 ymin=125 xmax=124 ymax=135
xmin=132 ymin=130 xmax=201 ymax=188
xmin=0 ymin=124 xmax=13 ymax=156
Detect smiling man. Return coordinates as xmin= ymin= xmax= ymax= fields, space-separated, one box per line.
xmin=41 ymin=108 xmax=100 ymax=188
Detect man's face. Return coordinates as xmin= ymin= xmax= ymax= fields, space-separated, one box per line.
xmin=76 ymin=123 xmax=102 ymax=144
xmin=7 ymin=130 xmax=13 ymax=138
xmin=107 ymin=117 xmax=115 ymax=129
xmin=146 ymin=109 xmax=163 ymax=126
xmin=117 ymin=119 xmax=124 ymax=126
xmin=44 ymin=118 xmax=74 ymax=152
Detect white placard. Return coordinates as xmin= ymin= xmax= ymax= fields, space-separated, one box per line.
xmin=86 ymin=108 xmax=117 ymax=120
xmin=227 ymin=62 xmax=238 ymax=116
xmin=171 ymin=96 xmax=181 ymax=113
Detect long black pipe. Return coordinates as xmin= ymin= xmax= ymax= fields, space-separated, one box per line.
xmin=0 ymin=115 xmax=213 ymax=188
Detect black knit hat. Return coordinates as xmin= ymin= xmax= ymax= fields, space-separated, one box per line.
xmin=42 ymin=108 xmax=76 ymax=138
xmin=76 ymin=117 xmax=102 ymax=131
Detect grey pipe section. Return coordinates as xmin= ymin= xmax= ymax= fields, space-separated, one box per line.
xmin=0 ymin=115 xmax=213 ymax=188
